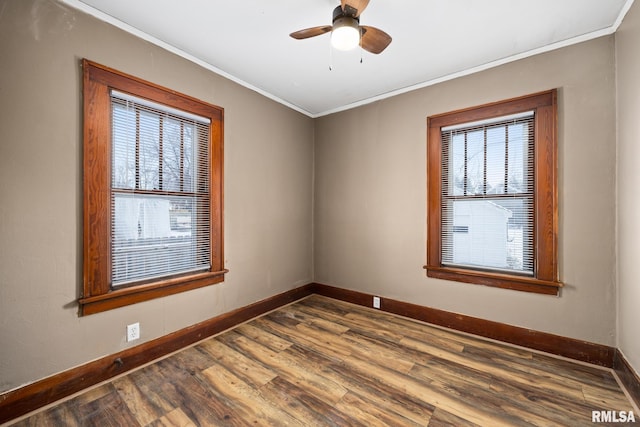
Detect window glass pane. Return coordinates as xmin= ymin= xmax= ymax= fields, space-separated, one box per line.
xmin=112 ymin=193 xmax=209 ymax=286
xmin=507 ymin=122 xmax=529 ymax=194
xmin=486 ymin=126 xmax=505 ymax=194
xmin=442 ymin=198 xmax=533 ymax=274
xmin=112 ymin=103 xmax=136 ymax=189
xmin=494 ymin=197 xmax=535 ymax=272
xmin=183 ymin=124 xmax=195 ymax=192
xmin=449 ymin=133 xmax=465 ymax=196
xmin=162 ymin=117 xmax=182 ymax=192
xmin=466 ymin=130 xmax=484 ymax=195
xmin=139 ymin=111 xmax=160 ymax=191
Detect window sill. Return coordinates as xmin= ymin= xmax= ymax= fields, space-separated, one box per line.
xmin=79 ymin=269 xmax=228 ymax=315
xmin=424 ymin=265 xmax=562 ymax=295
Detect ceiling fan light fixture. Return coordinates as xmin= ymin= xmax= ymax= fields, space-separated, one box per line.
xmin=290 ymin=2 xmax=391 ymax=55
xmin=331 ymin=16 xmax=360 ymax=51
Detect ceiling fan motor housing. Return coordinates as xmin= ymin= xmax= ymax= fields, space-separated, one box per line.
xmin=333 ymin=5 xmax=359 ymax=23
xmin=332 ymin=5 xmax=360 ymax=36
xmin=332 ymin=16 xmax=360 ymax=33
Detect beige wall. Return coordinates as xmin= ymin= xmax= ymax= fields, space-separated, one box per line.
xmin=314 ymin=36 xmax=618 ymax=346
xmin=0 ymin=0 xmax=313 ymax=393
xmin=616 ymin=0 xmax=640 ymax=376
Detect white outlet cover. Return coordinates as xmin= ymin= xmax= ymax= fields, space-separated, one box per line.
xmin=127 ymin=322 xmax=140 ymax=342
xmin=373 ymin=296 xmax=381 ymax=309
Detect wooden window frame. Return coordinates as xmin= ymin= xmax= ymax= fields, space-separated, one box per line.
xmin=426 ymin=90 xmax=562 ymax=295
xmin=80 ymin=59 xmax=226 ymax=315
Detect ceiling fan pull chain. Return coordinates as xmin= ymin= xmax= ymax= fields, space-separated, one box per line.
xmin=360 ymin=27 xmax=364 ymax=63
xmin=329 ymin=42 xmax=334 ymax=71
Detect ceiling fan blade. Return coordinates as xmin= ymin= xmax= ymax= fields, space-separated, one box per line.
xmin=341 ymin=0 xmax=370 ymax=17
xmin=360 ymin=26 xmax=392 ymax=54
xmin=290 ymin=25 xmax=332 ymax=40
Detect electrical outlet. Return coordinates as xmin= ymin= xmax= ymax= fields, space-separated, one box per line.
xmin=373 ymin=296 xmax=381 ymax=309
xmin=126 ymin=322 xmax=140 ymax=342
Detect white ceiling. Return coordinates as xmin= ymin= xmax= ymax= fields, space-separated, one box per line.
xmin=62 ymin=0 xmax=633 ymax=117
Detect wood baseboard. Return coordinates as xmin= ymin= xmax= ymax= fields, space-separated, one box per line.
xmin=614 ymin=349 xmax=640 ymax=409
xmin=309 ymin=283 xmax=616 ymax=367
xmin=0 ymin=285 xmax=314 ymax=425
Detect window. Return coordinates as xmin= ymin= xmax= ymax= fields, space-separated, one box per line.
xmin=81 ymin=60 xmax=225 ymax=315
xmin=426 ymin=90 xmax=561 ymax=295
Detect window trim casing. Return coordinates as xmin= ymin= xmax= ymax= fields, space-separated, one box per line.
xmin=426 ymin=90 xmax=562 ymax=295
xmin=80 ymin=59 xmax=226 ymax=315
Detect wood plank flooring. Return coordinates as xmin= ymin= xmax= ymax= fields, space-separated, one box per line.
xmin=9 ymin=295 xmax=638 ymax=426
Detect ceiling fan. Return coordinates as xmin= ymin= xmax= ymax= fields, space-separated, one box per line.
xmin=289 ymin=0 xmax=392 ymax=54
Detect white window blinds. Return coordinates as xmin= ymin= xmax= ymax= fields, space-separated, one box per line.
xmin=110 ymin=91 xmax=211 ymax=287
xmin=441 ymin=111 xmax=535 ymax=275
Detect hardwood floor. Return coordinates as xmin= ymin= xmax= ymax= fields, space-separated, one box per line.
xmin=10 ymin=295 xmax=638 ymax=426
